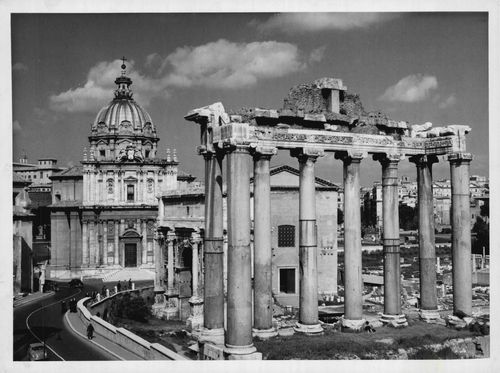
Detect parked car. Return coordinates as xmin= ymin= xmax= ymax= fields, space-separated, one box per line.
xmin=28 ymin=343 xmax=47 ymax=361
xmin=68 ymin=279 xmax=84 ymax=288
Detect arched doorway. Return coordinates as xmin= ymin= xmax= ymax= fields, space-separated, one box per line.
xmin=121 ymin=229 xmax=141 ymax=267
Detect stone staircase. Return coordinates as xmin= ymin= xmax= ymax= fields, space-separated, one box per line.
xmin=102 ymin=267 xmax=155 ymax=282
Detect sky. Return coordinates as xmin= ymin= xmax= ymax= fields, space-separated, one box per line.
xmin=11 ymin=12 xmax=489 ymax=186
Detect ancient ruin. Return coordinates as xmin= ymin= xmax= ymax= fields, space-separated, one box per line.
xmin=184 ymin=77 xmax=473 ymax=359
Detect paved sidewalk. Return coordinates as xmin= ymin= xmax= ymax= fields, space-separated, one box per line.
xmin=13 ymin=291 xmax=55 ymax=308
xmin=64 ymin=310 xmax=143 ymax=360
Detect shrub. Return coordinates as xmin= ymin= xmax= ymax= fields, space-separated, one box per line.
xmin=109 ymin=293 xmax=150 ymax=323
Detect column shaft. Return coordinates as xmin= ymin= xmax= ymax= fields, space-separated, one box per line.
xmin=298 ymin=155 xmax=319 ymax=326
xmin=253 ymin=154 xmax=273 ymax=331
xmin=167 ymin=232 xmax=175 ymax=293
xmin=154 ymin=233 xmax=164 ymax=292
xmin=114 ymin=220 xmax=119 ymax=265
xmin=82 ymin=221 xmax=88 ymax=267
xmin=103 ymin=221 xmax=108 ymax=266
xmin=450 ymin=153 xmax=473 ymax=315
xmin=380 ymin=157 xmax=401 ymax=315
xmin=191 ymin=236 xmax=200 ymax=298
xmin=226 ymin=146 xmax=253 ymax=349
xmin=203 ymin=152 xmax=225 ymax=330
xmin=413 ymin=156 xmax=438 ymax=310
xmin=142 ymin=221 xmax=148 ymax=265
xmin=343 ymin=156 xmax=363 ymax=320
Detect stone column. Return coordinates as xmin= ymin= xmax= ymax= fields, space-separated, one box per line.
xmin=142 ymin=220 xmax=148 ymax=266
xmin=89 ymin=220 xmax=95 ymax=267
xmin=292 ymin=147 xmax=324 ymax=334
xmin=336 ymin=151 xmax=366 ymax=331
xmin=120 ymin=219 xmax=125 ymax=266
xmin=103 ymin=221 xmax=108 ymax=267
xmin=154 ymin=230 xmax=165 ymax=293
xmin=200 ymin=150 xmax=225 ymax=344
xmin=166 ymin=231 xmax=176 ymax=295
xmin=82 ymin=220 xmax=88 ymax=267
xmin=449 ymin=153 xmax=473 ymax=316
xmin=252 ymin=146 xmax=278 ymax=339
xmin=114 ymin=220 xmax=119 ymax=265
xmin=410 ymin=155 xmax=439 ymax=321
xmin=375 ymin=153 xmax=407 ymax=327
xmin=225 ymin=145 xmax=257 ymax=357
xmin=188 ymin=230 xmax=204 ymax=330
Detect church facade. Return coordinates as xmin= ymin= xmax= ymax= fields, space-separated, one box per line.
xmin=48 ymin=64 xmax=194 ymax=279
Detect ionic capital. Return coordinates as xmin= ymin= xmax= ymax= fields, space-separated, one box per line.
xmin=409 ymin=154 xmax=439 ymax=167
xmin=448 ymin=152 xmax=473 ymax=164
xmin=251 ymin=145 xmax=277 ymax=160
xmin=373 ymin=153 xmax=404 ymax=165
xmin=223 ymin=144 xmax=251 ymax=155
xmin=290 ymin=147 xmax=325 ymax=162
xmin=335 ymin=150 xmax=367 ymax=164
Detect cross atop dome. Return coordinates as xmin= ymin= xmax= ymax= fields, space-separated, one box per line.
xmin=121 ymin=56 xmax=127 ymax=75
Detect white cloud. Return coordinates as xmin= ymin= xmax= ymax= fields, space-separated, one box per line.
xmin=379 ymin=74 xmax=438 ymax=103
xmin=12 ymin=62 xmax=28 ymax=72
xmin=50 ymin=40 xmax=314 ymax=112
xmin=50 ymin=60 xmax=165 ymax=113
xmin=162 ymin=39 xmax=307 ymax=89
xmin=438 ymin=94 xmax=457 ymax=109
xmin=309 ymin=46 xmax=326 ymax=63
xmin=253 ymin=13 xmax=399 ymax=34
xmin=13 ymin=120 xmax=22 ymax=132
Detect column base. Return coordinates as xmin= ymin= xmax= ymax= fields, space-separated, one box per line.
xmin=341 ymin=317 xmax=366 ymax=332
xmin=293 ymin=322 xmax=323 ymax=335
xmin=224 ymin=343 xmax=261 ymax=360
xmin=419 ymin=309 xmax=441 ymax=323
xmin=252 ymin=327 xmax=278 ymax=339
xmin=187 ymin=296 xmax=204 ymax=331
xmin=379 ymin=313 xmax=408 ymax=328
xmin=198 ymin=327 xmax=225 ymax=345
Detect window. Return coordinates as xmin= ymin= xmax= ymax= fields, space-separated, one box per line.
xmin=127 ymin=185 xmax=134 ymax=201
xmin=278 ymin=225 xmax=295 ymax=247
xmin=55 ymin=193 xmax=61 ymax=201
xmin=40 ymin=171 xmax=43 ymax=179
xmin=145 ymin=150 xmax=150 ymax=158
xmin=100 ymin=150 xmax=105 ymax=157
xmin=279 ymin=268 xmax=296 ymax=294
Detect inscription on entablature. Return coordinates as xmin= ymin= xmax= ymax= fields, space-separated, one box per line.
xmin=425 ymin=137 xmax=454 ymax=149
xmin=352 ymin=135 xmax=394 ymax=146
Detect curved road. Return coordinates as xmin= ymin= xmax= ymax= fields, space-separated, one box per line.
xmin=13 ymin=280 xmax=115 ymax=361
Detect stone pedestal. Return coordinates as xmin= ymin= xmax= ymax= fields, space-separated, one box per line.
xmin=419 ymin=308 xmax=441 ymax=322
xmin=187 ymin=296 xmax=204 ymax=331
xmin=341 ymin=317 xmax=366 ymax=332
xmin=293 ymin=322 xmax=324 ymax=335
xmin=252 ymin=327 xmax=278 ymax=339
xmin=380 ymin=313 xmax=408 ymax=328
xmin=198 ymin=327 xmax=225 ymax=345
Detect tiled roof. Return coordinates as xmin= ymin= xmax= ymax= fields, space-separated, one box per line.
xmin=51 ymin=165 xmax=83 ymax=178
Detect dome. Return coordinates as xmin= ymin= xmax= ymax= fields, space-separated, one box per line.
xmin=92 ymin=71 xmax=156 ymax=134
xmin=94 ymin=99 xmax=153 ymax=130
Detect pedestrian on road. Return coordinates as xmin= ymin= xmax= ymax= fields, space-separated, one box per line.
xmin=101 ymin=285 xmax=106 ymax=297
xmin=117 ymin=281 xmax=121 ymax=292
xmin=128 ymin=278 xmax=132 ymax=290
xmin=87 ymin=323 xmax=94 ymax=340
xmin=61 ymin=300 xmax=67 ymax=314
xmin=103 ymin=308 xmax=108 ymax=321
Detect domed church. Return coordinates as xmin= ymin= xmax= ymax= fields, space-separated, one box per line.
xmin=48 ymin=61 xmax=195 ymax=279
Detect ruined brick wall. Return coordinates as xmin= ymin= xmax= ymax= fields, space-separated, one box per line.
xmin=282 ymin=83 xmax=329 ymax=113
xmin=340 ymin=93 xmax=365 ymax=116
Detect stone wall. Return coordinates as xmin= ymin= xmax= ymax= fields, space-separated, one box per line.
xmin=77 ymin=291 xmax=186 ymax=360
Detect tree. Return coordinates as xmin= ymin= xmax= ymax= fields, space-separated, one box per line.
xmin=399 ymin=204 xmax=418 ymax=230
xmin=472 ymin=216 xmax=489 ymax=255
